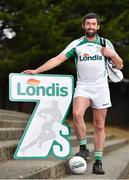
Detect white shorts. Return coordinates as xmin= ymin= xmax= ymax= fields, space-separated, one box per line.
xmin=74 ymin=84 xmax=112 ymax=109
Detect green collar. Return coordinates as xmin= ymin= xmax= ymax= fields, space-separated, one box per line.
xmin=84 ymin=34 xmax=100 ymax=44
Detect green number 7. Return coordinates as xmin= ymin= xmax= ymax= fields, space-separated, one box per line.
xmin=9 ymin=73 xmax=74 ymax=159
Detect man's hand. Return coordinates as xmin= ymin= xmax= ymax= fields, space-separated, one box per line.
xmin=22 ymin=69 xmax=37 ymax=74
xmin=101 ymin=47 xmax=123 ymax=69
xmin=101 ymin=47 xmax=115 ymax=58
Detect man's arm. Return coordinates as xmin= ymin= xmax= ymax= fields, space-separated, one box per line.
xmin=23 ymin=54 xmax=67 ymax=74
xmin=102 ymin=47 xmax=123 ymax=69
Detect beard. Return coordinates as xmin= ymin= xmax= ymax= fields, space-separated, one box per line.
xmin=85 ymin=29 xmax=98 ymax=37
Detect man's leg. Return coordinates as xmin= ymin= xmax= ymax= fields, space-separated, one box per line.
xmin=73 ymin=96 xmax=90 ymax=161
xmin=92 ymin=108 xmax=107 ymax=174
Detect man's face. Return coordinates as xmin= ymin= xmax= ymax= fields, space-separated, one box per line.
xmin=83 ymin=18 xmax=100 ymax=37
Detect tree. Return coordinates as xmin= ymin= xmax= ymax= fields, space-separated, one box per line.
xmin=0 ymin=0 xmax=129 ymax=110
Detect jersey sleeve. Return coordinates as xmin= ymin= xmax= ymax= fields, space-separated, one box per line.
xmin=61 ymin=40 xmax=78 ymax=59
xmin=105 ymin=39 xmax=115 ymax=50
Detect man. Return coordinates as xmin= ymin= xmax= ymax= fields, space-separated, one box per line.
xmin=23 ymin=13 xmax=123 ymax=174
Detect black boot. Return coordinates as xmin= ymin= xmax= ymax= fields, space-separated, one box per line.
xmin=75 ymin=145 xmax=90 ymax=162
xmin=92 ymin=160 xmax=105 ymax=174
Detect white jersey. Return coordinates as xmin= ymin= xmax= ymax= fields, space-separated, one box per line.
xmin=62 ymin=35 xmax=114 ymax=86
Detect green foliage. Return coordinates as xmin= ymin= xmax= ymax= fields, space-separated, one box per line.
xmin=0 ymin=0 xmax=129 ymax=83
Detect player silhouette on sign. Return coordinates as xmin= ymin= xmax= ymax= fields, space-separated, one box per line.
xmin=21 ymin=100 xmax=62 ymax=153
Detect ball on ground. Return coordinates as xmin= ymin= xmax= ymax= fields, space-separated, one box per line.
xmin=68 ymin=156 xmax=87 ymax=174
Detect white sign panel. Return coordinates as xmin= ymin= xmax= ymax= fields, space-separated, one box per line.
xmin=9 ymin=73 xmax=74 ymax=159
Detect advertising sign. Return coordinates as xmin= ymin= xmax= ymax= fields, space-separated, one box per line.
xmin=9 ymin=73 xmax=74 ymax=159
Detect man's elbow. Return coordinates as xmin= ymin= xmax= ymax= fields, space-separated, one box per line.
xmin=118 ymin=61 xmax=123 ymax=70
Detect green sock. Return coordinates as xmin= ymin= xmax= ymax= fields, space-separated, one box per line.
xmin=79 ymin=138 xmax=88 ymax=150
xmin=94 ymin=151 xmax=103 ymax=161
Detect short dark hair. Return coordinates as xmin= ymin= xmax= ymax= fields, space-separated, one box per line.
xmin=83 ymin=13 xmax=100 ymax=25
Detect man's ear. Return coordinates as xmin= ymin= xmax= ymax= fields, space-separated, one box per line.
xmin=82 ymin=23 xmax=85 ymax=29
xmin=97 ymin=25 xmax=100 ymax=30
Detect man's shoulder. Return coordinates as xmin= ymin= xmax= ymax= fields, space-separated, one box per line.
xmin=100 ymin=36 xmax=114 ymax=49
xmin=69 ymin=36 xmax=85 ymax=47
xmin=100 ymin=36 xmax=112 ymax=44
xmin=61 ymin=36 xmax=85 ymax=55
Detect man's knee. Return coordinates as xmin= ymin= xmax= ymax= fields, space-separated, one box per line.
xmin=94 ymin=119 xmax=105 ymax=131
xmin=73 ymin=110 xmax=83 ymax=122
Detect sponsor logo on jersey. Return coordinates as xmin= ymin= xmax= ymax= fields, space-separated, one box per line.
xmin=79 ymin=54 xmax=103 ymax=61
xmin=83 ymin=53 xmax=90 ymax=57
